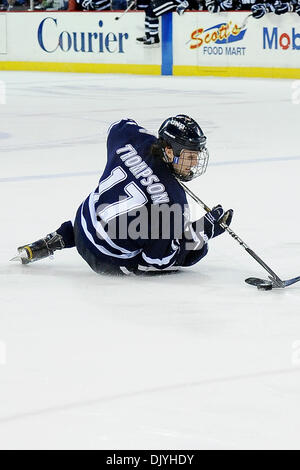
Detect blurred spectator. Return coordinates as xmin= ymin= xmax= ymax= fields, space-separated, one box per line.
xmin=0 ymin=0 xmax=27 ymax=10
xmin=7 ymin=0 xmax=16 ymax=9
xmin=34 ymin=0 xmax=68 ymax=8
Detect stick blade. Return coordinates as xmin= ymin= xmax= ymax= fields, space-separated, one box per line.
xmin=245 ymin=277 xmax=270 ymax=287
xmin=10 ymin=255 xmax=22 ymax=262
xmin=245 ymin=277 xmax=274 ymax=290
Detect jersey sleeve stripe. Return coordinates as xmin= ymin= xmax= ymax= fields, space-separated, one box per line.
xmin=141 ymin=246 xmax=179 ymax=267
xmin=81 ymin=203 xmax=142 ymax=259
xmin=137 ymin=263 xmax=178 ymax=272
xmin=87 ymin=193 xmax=140 ymax=256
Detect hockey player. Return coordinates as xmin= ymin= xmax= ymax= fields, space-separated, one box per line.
xmin=208 ymin=0 xmax=300 ymax=18
xmin=251 ymin=0 xmax=300 ymax=18
xmin=12 ymin=116 xmax=233 ymax=276
xmin=68 ymin=0 xmax=111 ymax=11
xmin=203 ymin=0 xmax=300 ymax=14
xmin=204 ymin=0 xmax=235 ymax=13
xmin=136 ymin=0 xmax=192 ymax=45
xmin=204 ymin=0 xmax=259 ymax=14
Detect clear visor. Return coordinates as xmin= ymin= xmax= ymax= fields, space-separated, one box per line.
xmin=173 ymin=147 xmax=209 ymax=182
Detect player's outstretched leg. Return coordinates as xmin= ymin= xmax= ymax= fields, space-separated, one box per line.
xmin=11 ymin=221 xmax=75 ymax=264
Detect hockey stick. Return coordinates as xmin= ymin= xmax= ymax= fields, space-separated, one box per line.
xmin=179 ymin=181 xmax=300 ymax=290
xmin=239 ymin=13 xmax=253 ymax=31
xmin=114 ymin=1 xmax=135 ymax=20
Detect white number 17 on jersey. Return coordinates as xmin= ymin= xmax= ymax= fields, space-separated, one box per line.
xmin=96 ymin=167 xmax=148 ymax=223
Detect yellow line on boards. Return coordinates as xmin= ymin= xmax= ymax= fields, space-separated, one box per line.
xmin=1 ymin=62 xmax=299 ymax=79
xmin=0 ymin=62 xmax=161 ymax=75
xmin=173 ymin=66 xmax=300 ymax=79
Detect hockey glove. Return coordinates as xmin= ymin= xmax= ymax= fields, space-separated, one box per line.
xmin=203 ymin=205 xmax=233 ymax=240
xmin=80 ymin=0 xmax=95 ymax=10
xmin=205 ymin=0 xmax=221 ymax=12
xmin=274 ymin=1 xmax=293 ymax=14
xmin=176 ymin=0 xmax=189 ymax=15
xmin=251 ymin=3 xmax=268 ymax=18
xmin=188 ymin=205 xmax=233 ymax=246
xmin=291 ymin=0 xmax=300 ymax=14
xmin=219 ymin=0 xmax=233 ymax=11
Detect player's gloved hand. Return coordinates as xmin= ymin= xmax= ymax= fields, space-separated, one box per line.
xmin=176 ymin=0 xmax=189 ymax=15
xmin=251 ymin=3 xmax=268 ymax=18
xmin=81 ymin=0 xmax=95 ymax=10
xmin=274 ymin=0 xmax=293 ymax=14
xmin=291 ymin=0 xmax=300 ymax=14
xmin=135 ymin=0 xmax=145 ymax=10
xmin=219 ymin=0 xmax=233 ymax=11
xmin=94 ymin=0 xmax=109 ymax=7
xmin=205 ymin=0 xmax=221 ymax=13
xmin=203 ymin=205 xmax=233 ymax=239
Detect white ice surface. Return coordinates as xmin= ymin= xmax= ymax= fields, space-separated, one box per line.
xmin=0 ymin=72 xmax=300 ymax=450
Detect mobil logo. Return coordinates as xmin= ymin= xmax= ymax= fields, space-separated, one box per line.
xmin=263 ymin=27 xmax=300 ymax=50
xmin=189 ymin=22 xmax=246 ymax=49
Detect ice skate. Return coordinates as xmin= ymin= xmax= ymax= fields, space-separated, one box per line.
xmin=11 ymin=232 xmax=65 ymax=264
xmin=143 ymin=35 xmax=160 ymax=47
xmin=136 ymin=36 xmax=147 ymax=43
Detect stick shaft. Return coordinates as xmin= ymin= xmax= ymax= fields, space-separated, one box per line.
xmin=179 ymin=181 xmax=284 ymax=287
xmin=115 ymin=1 xmax=135 ymax=19
xmin=240 ymin=13 xmax=253 ymax=30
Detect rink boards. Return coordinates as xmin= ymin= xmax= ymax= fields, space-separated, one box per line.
xmin=0 ymin=11 xmax=299 ymax=78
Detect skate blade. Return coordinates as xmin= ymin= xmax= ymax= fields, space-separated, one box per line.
xmin=10 ymin=255 xmax=27 ymax=264
xmin=10 ymin=255 xmax=22 ymax=262
xmin=10 ymin=249 xmax=30 ymax=264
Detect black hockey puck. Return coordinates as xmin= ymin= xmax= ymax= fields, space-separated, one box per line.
xmin=245 ymin=277 xmax=273 ymax=290
xmin=257 ymin=284 xmax=273 ymax=291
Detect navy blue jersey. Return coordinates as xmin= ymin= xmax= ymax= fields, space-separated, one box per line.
xmin=77 ymin=119 xmax=207 ymax=274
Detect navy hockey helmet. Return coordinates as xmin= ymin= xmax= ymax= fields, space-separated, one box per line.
xmin=158 ymin=115 xmax=209 ymax=182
